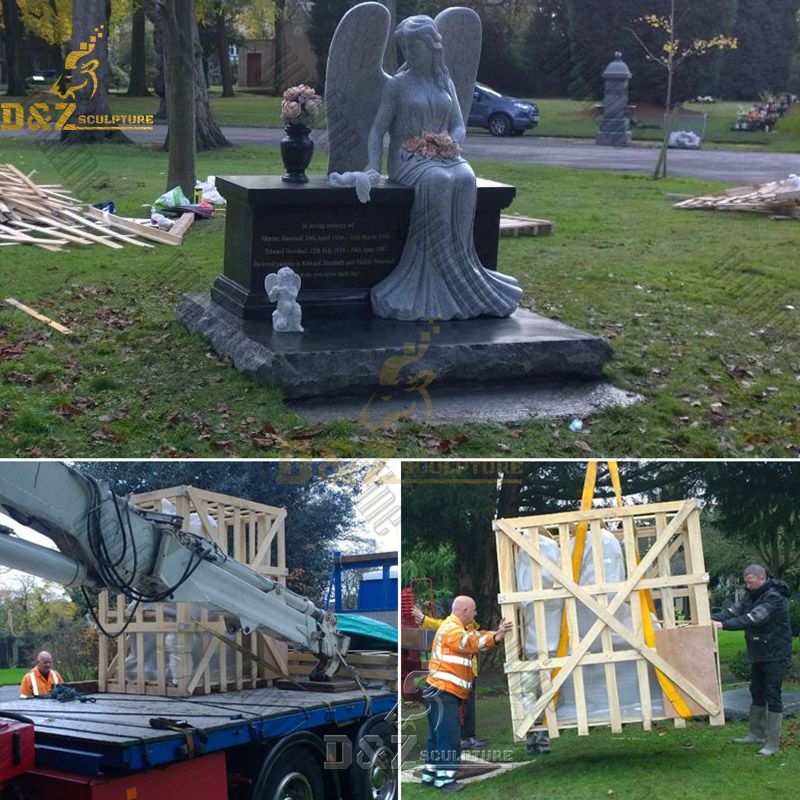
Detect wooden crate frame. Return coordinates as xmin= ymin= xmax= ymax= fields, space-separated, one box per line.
xmin=493 ymin=499 xmax=724 ymax=741
xmin=98 ymin=485 xmax=289 ymax=696
xmin=287 ymin=649 xmax=398 ymax=692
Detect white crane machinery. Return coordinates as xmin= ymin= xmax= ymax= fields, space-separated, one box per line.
xmin=0 ymin=461 xmax=349 ymax=681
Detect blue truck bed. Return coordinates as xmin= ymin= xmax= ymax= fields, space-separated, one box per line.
xmin=1 ymin=687 xmax=395 ymax=775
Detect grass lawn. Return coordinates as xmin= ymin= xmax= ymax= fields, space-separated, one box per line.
xmin=1 ymin=137 xmax=799 ymax=457
xmin=401 ymin=690 xmax=799 ymax=800
xmin=0 ymin=667 xmax=26 ymax=685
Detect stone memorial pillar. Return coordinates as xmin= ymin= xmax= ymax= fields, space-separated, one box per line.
xmin=596 ymin=52 xmax=632 ymax=147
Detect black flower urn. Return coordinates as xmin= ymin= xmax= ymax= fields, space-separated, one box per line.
xmin=280 ymin=125 xmax=314 ymax=184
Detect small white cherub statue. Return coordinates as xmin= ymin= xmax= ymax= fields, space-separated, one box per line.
xmin=264 ymin=266 xmax=303 ymax=333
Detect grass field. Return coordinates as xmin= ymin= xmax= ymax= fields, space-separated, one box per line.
xmin=0 ymin=667 xmax=26 ymax=685
xmin=1 ymin=137 xmax=798 ymax=457
xmin=401 ymin=690 xmax=799 ymax=800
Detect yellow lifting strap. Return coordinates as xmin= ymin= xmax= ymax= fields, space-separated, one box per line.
xmin=549 ymin=461 xmax=692 ymax=720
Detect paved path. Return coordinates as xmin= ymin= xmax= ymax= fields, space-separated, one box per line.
xmin=3 ymin=125 xmax=798 ymax=184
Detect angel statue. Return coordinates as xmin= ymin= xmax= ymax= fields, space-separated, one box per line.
xmin=326 ymin=3 xmax=522 ymax=322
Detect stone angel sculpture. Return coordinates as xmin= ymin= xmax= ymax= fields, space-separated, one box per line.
xmin=264 ymin=266 xmax=304 ymax=333
xmin=326 ymin=2 xmax=522 ymax=322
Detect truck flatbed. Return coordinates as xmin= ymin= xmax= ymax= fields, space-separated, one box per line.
xmin=2 ymin=687 xmax=395 ymax=775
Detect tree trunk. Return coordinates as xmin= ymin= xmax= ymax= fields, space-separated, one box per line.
xmin=157 ymin=0 xmax=196 ymax=195
xmin=152 ymin=16 xmax=168 ymax=118
xmin=215 ymin=10 xmax=234 ymax=97
xmin=127 ymin=0 xmax=150 ymax=96
xmin=61 ymin=0 xmax=129 ymax=143
xmin=143 ymin=0 xmax=229 ymax=149
xmin=2 ymin=0 xmax=27 ymax=96
xmin=189 ymin=8 xmax=231 ymax=149
xmin=273 ymin=0 xmax=286 ymax=92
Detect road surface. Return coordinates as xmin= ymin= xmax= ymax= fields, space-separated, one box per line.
xmin=2 ymin=124 xmax=798 ymax=184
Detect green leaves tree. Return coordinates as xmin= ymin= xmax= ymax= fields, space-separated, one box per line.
xmin=718 ymin=0 xmax=800 ymax=99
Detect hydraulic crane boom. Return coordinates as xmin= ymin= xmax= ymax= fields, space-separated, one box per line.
xmin=0 ymin=462 xmax=349 ymax=680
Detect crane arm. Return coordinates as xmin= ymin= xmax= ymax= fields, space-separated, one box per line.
xmin=0 ymin=462 xmax=348 ymax=680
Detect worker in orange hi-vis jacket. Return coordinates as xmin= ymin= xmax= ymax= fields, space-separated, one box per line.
xmin=414 ymin=605 xmax=488 ymax=751
xmin=19 ymin=651 xmax=62 ymax=699
xmin=419 ymin=596 xmax=512 ymax=793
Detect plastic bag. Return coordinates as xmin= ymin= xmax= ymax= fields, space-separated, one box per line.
xmin=153 ymin=186 xmax=191 ymax=211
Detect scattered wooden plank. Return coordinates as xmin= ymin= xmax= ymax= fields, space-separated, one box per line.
xmin=169 ymin=211 xmax=195 ymax=242
xmin=675 ymin=175 xmax=800 ymax=218
xmin=500 ymin=215 xmax=554 ymax=237
xmin=0 ymin=163 xmax=177 ymax=251
xmin=86 ymin=206 xmax=184 ymax=246
xmin=59 ymin=208 xmax=154 ymax=249
xmin=4 ymin=298 xmax=73 ymax=334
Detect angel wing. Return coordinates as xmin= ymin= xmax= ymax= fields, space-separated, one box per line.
xmin=435 ymin=7 xmax=482 ymax=126
xmin=264 ymin=272 xmax=278 ymax=301
xmin=325 ymin=2 xmax=391 ymax=174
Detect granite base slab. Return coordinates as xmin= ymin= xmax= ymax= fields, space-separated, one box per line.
xmin=292 ymin=379 xmax=641 ymax=426
xmin=177 ymin=293 xmax=614 ymax=400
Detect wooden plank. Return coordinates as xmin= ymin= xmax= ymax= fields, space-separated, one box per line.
xmin=58 ymin=208 xmax=153 ymax=248
xmin=4 ymin=298 xmax=72 ymax=334
xmin=87 ymin=206 xmax=183 ymax=245
xmin=494 ymin=522 xmax=533 ymax=740
xmin=497 ymin=501 xmax=690 ymax=529
xmin=655 ymin=627 xmax=721 ymax=719
xmin=170 ymin=211 xmax=195 ymax=241
xmin=499 ymin=215 xmax=554 ymax=237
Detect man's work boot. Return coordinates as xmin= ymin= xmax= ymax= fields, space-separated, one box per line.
xmin=440 ymin=782 xmax=465 ymax=792
xmin=757 ymin=711 xmax=782 ymax=756
xmin=733 ymin=705 xmax=767 ymax=744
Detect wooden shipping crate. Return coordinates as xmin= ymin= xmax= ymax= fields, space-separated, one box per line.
xmin=98 ymin=485 xmax=289 ymax=696
xmin=493 ymin=499 xmax=724 ymax=741
xmin=288 ymin=649 xmax=398 ymax=692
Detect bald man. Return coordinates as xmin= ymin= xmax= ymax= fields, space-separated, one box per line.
xmin=421 ymin=596 xmax=512 ymax=792
xmin=19 ymin=651 xmax=62 ymax=699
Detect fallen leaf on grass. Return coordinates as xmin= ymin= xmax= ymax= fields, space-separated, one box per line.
xmin=4 ymin=371 xmax=33 ymax=386
xmin=286 ymin=423 xmax=327 ymax=440
xmin=573 ymin=440 xmax=593 ymax=453
xmin=56 ymin=397 xmax=96 ymax=418
xmin=251 ymin=433 xmax=281 ymax=449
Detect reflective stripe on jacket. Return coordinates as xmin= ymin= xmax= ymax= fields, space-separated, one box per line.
xmin=421 ymin=613 xmax=480 ymax=676
xmin=426 ymin=613 xmax=496 ymax=700
xmin=19 ymin=666 xmax=61 ymax=698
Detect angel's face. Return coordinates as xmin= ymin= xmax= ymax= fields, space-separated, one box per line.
xmin=403 ymin=37 xmax=434 ymax=74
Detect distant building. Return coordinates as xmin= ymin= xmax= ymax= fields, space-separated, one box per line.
xmin=240 ymin=0 xmax=318 ymax=92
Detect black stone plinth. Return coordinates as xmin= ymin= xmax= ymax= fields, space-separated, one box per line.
xmin=212 ymin=176 xmax=516 ymax=319
xmin=177 ymin=293 xmax=612 ymax=400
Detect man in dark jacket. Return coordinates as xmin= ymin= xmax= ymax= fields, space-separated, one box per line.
xmin=712 ymin=564 xmax=792 ymax=756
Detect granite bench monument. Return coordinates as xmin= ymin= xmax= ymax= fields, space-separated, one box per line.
xmin=178 ymin=2 xmax=625 ymax=418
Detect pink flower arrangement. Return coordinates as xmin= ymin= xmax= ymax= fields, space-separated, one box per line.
xmin=402 ymin=130 xmax=462 ymax=160
xmin=281 ymin=84 xmax=322 ymax=127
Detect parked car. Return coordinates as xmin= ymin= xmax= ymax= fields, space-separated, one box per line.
xmin=467 ymin=83 xmax=539 ymax=136
xmin=24 ymin=69 xmax=57 ymax=87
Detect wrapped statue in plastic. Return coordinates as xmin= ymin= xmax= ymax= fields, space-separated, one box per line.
xmin=326 ymin=3 xmax=522 ymax=321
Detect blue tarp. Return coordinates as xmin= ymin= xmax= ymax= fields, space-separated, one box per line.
xmin=335 ymin=613 xmax=398 ymax=646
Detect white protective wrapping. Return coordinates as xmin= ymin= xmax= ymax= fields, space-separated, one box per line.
xmin=123 ymin=502 xmax=244 ymax=685
xmin=516 ymin=528 xmax=664 ymax=726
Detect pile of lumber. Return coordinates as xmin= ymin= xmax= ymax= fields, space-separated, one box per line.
xmin=0 ymin=163 xmax=193 ymax=251
xmin=674 ymin=176 xmax=800 ymax=218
